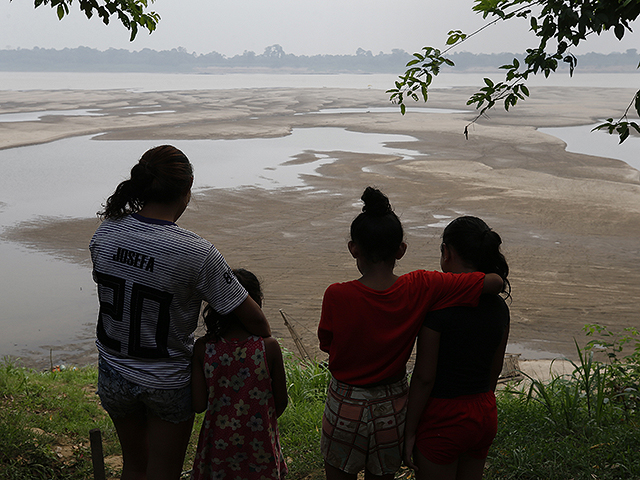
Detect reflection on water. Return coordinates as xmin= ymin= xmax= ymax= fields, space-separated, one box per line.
xmin=0 ymin=109 xmax=104 ymax=123
xmin=0 ymin=109 xmax=180 ymax=122
xmin=539 ymin=124 xmax=640 ymax=172
xmin=0 ymin=242 xmax=96 ymax=357
xmin=0 ymin=128 xmax=420 ymax=225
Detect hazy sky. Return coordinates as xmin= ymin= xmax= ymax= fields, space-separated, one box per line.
xmin=1 ymin=0 xmax=637 ymax=56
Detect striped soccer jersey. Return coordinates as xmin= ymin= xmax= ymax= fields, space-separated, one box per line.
xmin=89 ymin=213 xmax=247 ymax=389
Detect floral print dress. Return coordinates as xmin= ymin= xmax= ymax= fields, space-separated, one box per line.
xmin=192 ymin=335 xmax=287 ymax=480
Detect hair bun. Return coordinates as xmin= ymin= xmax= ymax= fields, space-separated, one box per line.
xmin=361 ymin=186 xmax=392 ymax=216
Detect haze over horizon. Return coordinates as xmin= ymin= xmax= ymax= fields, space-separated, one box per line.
xmin=1 ymin=0 xmax=638 ymax=57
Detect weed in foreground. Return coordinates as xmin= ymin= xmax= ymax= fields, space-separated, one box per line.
xmin=484 ymin=325 xmax=640 ymax=479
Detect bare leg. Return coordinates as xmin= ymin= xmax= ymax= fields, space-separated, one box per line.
xmin=455 ymin=453 xmax=486 ymax=480
xmin=414 ymin=446 xmax=458 ymax=480
xmin=145 ymin=414 xmax=195 ymax=480
xmin=325 ymin=461 xmax=358 ymax=480
xmin=111 ymin=413 xmax=149 ymax=480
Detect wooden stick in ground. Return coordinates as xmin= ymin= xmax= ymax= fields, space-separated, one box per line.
xmin=279 ymin=309 xmax=311 ymax=361
xmin=89 ymin=428 xmax=106 ymax=480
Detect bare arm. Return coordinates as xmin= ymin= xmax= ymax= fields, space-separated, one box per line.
xmin=404 ymin=326 xmax=440 ymax=471
xmin=482 ymin=273 xmax=504 ymax=295
xmin=264 ymin=337 xmax=288 ymax=418
xmin=490 ymin=324 xmax=510 ymax=391
xmin=318 ymin=287 xmax=334 ymax=353
xmin=232 ymin=295 xmax=271 ymax=337
xmin=191 ymin=338 xmax=209 ymax=413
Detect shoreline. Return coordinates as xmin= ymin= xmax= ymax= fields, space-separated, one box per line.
xmin=1 ymin=85 xmax=639 ymax=372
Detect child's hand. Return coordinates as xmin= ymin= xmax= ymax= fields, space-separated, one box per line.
xmin=403 ymin=433 xmax=418 ymax=471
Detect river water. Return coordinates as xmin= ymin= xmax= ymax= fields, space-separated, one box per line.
xmin=0 ymin=72 xmax=638 ymax=366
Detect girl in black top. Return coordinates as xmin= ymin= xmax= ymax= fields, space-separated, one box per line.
xmin=404 ymin=216 xmax=510 ymax=480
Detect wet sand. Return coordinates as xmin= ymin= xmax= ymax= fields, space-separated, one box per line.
xmin=1 ymin=85 xmax=639 ymax=373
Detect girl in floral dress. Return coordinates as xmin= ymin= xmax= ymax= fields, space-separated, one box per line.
xmin=191 ymin=269 xmax=288 ymax=480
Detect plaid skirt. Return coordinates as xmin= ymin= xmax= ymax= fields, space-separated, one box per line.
xmin=321 ymin=376 xmax=408 ymax=475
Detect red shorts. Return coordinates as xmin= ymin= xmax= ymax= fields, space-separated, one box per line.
xmin=415 ymin=391 xmax=497 ymax=465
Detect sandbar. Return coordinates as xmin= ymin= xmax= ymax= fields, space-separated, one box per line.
xmin=1 ymin=85 xmax=639 ymax=374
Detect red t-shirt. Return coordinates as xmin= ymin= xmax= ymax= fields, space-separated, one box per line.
xmin=317 ymin=270 xmax=485 ymax=386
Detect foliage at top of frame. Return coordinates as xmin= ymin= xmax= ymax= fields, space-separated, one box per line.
xmin=389 ymin=0 xmax=640 ymax=143
xmin=21 ymin=0 xmax=160 ymax=41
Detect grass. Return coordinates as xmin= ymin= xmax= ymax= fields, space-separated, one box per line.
xmin=278 ymin=354 xmax=330 ymax=479
xmin=0 ymin=350 xmax=331 ymax=480
xmin=0 ymin=360 xmax=115 ymax=479
xmin=1 ymin=324 xmax=639 ymax=479
xmin=486 ymin=388 xmax=640 ymax=479
xmin=484 ymin=324 xmax=640 ymax=480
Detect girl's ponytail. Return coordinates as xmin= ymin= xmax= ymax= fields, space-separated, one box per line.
xmin=99 ymin=178 xmax=142 ymax=220
xmin=99 ymin=145 xmax=192 ymax=220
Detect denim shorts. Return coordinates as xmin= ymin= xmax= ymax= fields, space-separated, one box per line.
xmin=97 ymin=358 xmax=193 ymax=424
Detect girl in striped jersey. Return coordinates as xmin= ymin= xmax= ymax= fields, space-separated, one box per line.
xmin=90 ymin=145 xmax=271 ymax=480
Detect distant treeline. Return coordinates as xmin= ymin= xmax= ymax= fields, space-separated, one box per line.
xmin=0 ymin=45 xmax=638 ymax=74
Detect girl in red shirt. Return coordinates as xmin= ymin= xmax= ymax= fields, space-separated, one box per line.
xmin=318 ymin=187 xmax=504 ymax=480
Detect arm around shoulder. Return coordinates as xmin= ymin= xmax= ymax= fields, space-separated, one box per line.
xmin=233 ymin=295 xmax=271 ymax=337
xmin=482 ymin=273 xmax=504 ymax=295
xmin=264 ymin=336 xmax=288 ymax=418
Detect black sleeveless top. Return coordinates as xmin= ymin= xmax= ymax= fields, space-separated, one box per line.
xmin=424 ymin=294 xmax=510 ymax=398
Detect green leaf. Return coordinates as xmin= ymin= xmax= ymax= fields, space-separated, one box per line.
xmin=619 ymin=126 xmax=630 ymax=143
xmin=425 ymin=72 xmax=433 ymax=86
xmin=400 ymin=103 xmax=406 ymax=115
xmin=57 ymin=3 xmax=65 ymax=19
xmin=634 ymin=90 xmax=640 ymax=117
